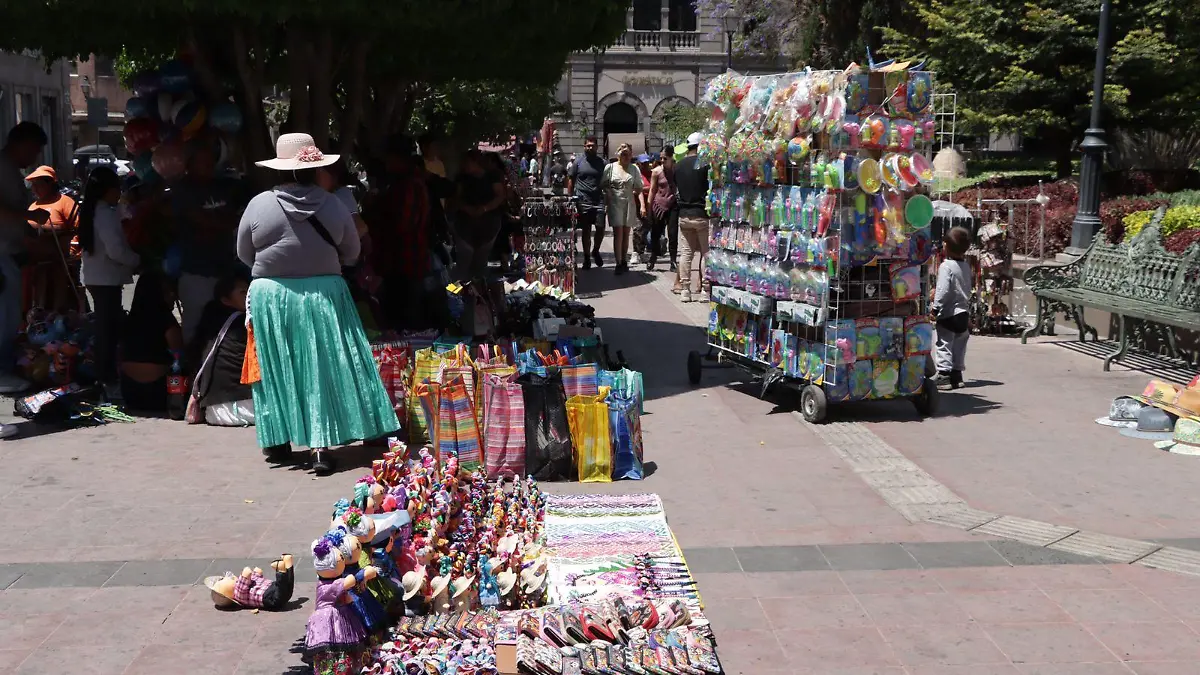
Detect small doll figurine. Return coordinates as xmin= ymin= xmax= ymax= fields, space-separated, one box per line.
xmin=497 ymin=569 xmax=518 ymax=609
xmin=451 ymin=574 xmax=477 ymax=612
xmin=353 ymin=476 xmax=386 ymax=514
xmin=330 ymin=498 xmax=351 ymax=526
xmin=401 ymin=567 xmax=427 ymax=617
xmin=478 ymin=554 xmax=500 ymax=608
xmin=305 ymin=537 xmax=371 ymax=675
xmin=327 ymin=526 xmax=388 ymax=639
xmin=205 ymin=554 xmax=296 ymax=611
xmin=343 ymin=508 xmax=403 ymax=617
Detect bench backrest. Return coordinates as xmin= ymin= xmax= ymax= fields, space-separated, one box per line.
xmin=1078 ymin=208 xmax=1200 ymax=310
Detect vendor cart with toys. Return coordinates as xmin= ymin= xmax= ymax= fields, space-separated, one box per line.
xmin=684 ymin=65 xmax=941 ymax=424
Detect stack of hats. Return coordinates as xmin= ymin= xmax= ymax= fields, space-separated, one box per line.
xmin=1097 ymin=379 xmax=1200 ymax=451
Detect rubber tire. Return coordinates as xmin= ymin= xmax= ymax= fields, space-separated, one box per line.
xmin=913 ymin=377 xmax=939 ymax=417
xmin=687 ymin=350 xmax=702 ymax=385
xmin=799 ymin=384 xmax=828 ymax=423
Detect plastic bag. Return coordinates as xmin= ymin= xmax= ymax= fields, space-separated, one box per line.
xmin=482 ymin=372 xmax=525 ymax=480
xmin=518 ymin=371 xmax=573 ymax=481
xmin=598 ymin=368 xmax=644 ymax=414
xmin=566 ymin=394 xmax=613 ymax=483
xmin=608 ymin=393 xmax=644 ymax=481
xmin=561 ymin=363 xmax=599 ymax=399
xmin=437 ymin=375 xmax=483 ymax=471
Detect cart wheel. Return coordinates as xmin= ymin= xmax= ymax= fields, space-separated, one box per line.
xmin=799 ymin=384 xmax=828 ymax=423
xmin=686 ymin=350 xmax=702 ymax=385
xmin=913 ymin=377 xmax=939 ymax=417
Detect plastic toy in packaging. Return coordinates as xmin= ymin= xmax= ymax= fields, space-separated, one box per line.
xmin=899 ymin=356 xmax=927 ymax=395
xmin=824 ymin=365 xmax=851 ymax=402
xmin=850 ymin=359 xmax=874 ymax=400
xmin=825 ymin=319 xmax=856 ymax=365
xmin=905 ymin=317 xmax=934 ymax=356
xmin=884 ymin=71 xmax=908 ymax=117
xmin=907 ymin=227 xmax=934 ymax=265
xmin=907 ymin=73 xmax=932 ymax=114
xmin=770 ymin=329 xmax=787 ymax=368
xmin=879 ymin=317 xmax=905 ymax=360
xmin=855 ymin=318 xmax=882 ymax=361
xmin=872 ymin=359 xmax=900 ymax=398
xmin=890 ymin=264 xmax=921 ymax=302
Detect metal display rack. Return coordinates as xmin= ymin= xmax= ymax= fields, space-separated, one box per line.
xmin=686 ymin=67 xmax=940 ymax=423
xmin=520 ymin=195 xmax=578 ymax=297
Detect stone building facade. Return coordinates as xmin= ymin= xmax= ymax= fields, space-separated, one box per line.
xmin=0 ymin=51 xmax=72 ymax=173
xmin=556 ymin=1 xmax=784 ymax=157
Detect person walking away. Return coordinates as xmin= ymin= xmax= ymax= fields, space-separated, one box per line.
xmin=79 ymin=167 xmax=140 ymax=400
xmin=237 ymin=133 xmax=398 ymax=474
xmin=601 ymin=144 xmax=646 ymax=276
xmin=452 ymin=149 xmax=505 ymax=281
xmin=674 ymin=132 xmax=710 ymax=301
xmin=187 ymin=273 xmax=255 ymax=426
xmin=630 ymin=154 xmax=653 ymax=267
xmin=362 ymin=136 xmax=443 ymax=331
xmin=25 ymin=165 xmax=83 ymax=313
xmin=118 ymin=272 xmax=183 ymax=412
xmin=647 ymin=149 xmax=678 ymax=272
xmin=171 ymin=139 xmax=250 ymax=343
xmin=566 ymin=137 xmax=608 ymax=269
xmin=931 ymin=226 xmax=973 ymax=389
xmin=0 ymin=122 xmax=49 ymax=398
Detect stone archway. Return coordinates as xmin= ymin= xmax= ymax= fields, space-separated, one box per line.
xmin=650 ymin=96 xmax=697 ymax=148
xmin=595 ymin=91 xmax=650 ymax=152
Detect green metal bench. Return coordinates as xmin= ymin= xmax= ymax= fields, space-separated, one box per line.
xmin=1021 ymin=207 xmax=1200 ymax=370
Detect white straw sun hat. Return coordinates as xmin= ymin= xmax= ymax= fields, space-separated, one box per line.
xmin=255 ymin=132 xmax=340 ymax=171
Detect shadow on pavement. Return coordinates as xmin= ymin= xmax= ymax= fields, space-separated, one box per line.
xmin=1051 ymin=339 xmax=1195 ymax=385
xmin=591 ymin=316 xmax=740 ymax=403
xmin=575 ymin=267 xmax=655 ymax=297
xmin=266 ymin=442 xmax=384 ymax=476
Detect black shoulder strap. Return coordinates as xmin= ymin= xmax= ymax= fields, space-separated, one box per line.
xmin=306 ymin=214 xmax=337 ymax=249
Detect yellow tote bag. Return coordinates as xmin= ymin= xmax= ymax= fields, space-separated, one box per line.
xmin=566 ymin=394 xmax=613 ymax=483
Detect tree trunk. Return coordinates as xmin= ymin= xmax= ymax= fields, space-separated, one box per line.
xmin=1054 ymin=133 xmax=1075 ymax=179
xmin=308 ymin=32 xmax=336 ymax=149
xmin=185 ymin=29 xmax=226 ymax=104
xmin=337 ymin=41 xmax=370 ymax=158
xmin=285 ymin=23 xmax=312 ymax=135
xmin=231 ymin=24 xmax=274 ymax=189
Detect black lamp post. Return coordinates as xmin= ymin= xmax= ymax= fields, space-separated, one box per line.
xmin=722 ymin=14 xmax=738 ymax=71
xmin=1067 ymin=0 xmax=1113 ymax=254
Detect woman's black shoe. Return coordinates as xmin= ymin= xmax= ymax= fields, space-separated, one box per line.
xmin=311 ymin=449 xmax=335 ymax=476
xmin=263 ymin=443 xmax=293 ymax=462
xmin=592 ymin=252 xmax=604 ymax=268
xmin=949 ymin=370 xmax=964 ymax=389
xmin=614 ymin=263 xmax=627 ymax=276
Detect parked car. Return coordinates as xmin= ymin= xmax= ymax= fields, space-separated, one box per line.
xmin=72 ymin=145 xmax=130 ymax=178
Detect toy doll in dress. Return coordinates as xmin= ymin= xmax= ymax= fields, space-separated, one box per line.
xmin=340 ymin=508 xmax=402 ymax=617
xmin=327 ymin=526 xmax=388 ymax=639
xmin=305 ymin=536 xmax=372 ymax=675
xmin=205 ymin=554 xmax=295 ymax=611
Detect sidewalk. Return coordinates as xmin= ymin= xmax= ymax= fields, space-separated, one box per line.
xmin=1 ymin=257 xmax=1200 ymax=674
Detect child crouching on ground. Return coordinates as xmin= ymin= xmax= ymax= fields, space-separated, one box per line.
xmin=931 ymin=226 xmax=973 ymax=388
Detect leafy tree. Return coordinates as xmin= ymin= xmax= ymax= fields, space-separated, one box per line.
xmin=410 ymin=80 xmax=563 ymax=146
xmin=882 ymin=0 xmax=1200 ymax=177
xmin=1 ymin=1 xmax=627 ymax=176
xmin=653 ymin=103 xmax=711 ymax=146
xmin=695 ymin=0 xmax=912 ymax=69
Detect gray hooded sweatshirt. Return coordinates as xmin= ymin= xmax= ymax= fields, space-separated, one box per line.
xmin=237 ymin=184 xmax=360 ymax=279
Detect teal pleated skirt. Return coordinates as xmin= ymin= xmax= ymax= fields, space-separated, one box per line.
xmin=249 ymin=275 xmax=399 ymax=449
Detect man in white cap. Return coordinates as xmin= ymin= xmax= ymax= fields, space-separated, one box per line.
xmin=674 ymin=132 xmax=710 ymax=302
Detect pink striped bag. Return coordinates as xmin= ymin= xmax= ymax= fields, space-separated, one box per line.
xmin=561 ymin=363 xmax=599 ymax=398
xmin=482 ymin=372 xmax=525 ymax=479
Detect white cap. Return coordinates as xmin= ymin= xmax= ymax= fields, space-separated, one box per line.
xmin=686 ymin=132 xmax=703 ymax=147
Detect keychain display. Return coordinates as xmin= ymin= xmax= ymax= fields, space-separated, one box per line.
xmin=522 ymin=196 xmax=578 ymax=296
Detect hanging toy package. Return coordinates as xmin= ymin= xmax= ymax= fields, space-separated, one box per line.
xmin=872 ymin=359 xmax=900 ymax=398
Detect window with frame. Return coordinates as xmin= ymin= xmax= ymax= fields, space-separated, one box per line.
xmin=93 ymin=54 xmax=115 ymax=77
xmin=668 ymin=0 xmax=697 ymax=31
xmin=632 ymin=0 xmax=662 ymax=31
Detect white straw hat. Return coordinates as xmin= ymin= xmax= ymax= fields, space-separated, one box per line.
xmin=255 ymin=132 xmax=340 ymax=170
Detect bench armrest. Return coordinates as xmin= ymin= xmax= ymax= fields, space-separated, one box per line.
xmin=1025 ymin=256 xmax=1084 ymax=292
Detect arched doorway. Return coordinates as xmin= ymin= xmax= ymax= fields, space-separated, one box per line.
xmin=603 ymin=102 xmax=639 ymax=156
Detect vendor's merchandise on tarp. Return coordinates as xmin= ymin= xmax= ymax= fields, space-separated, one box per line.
xmin=285 ymin=446 xmax=722 ymax=675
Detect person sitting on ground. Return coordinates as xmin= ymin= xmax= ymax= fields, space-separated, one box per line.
xmin=931 ymin=226 xmax=974 ymax=389
xmin=187 ymin=272 xmax=254 ymax=426
xmin=119 ymin=271 xmax=183 ymax=412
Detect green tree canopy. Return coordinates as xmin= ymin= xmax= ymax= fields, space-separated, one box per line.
xmin=2 ymin=1 xmax=627 ymax=172
xmin=882 ymin=0 xmax=1200 ymax=177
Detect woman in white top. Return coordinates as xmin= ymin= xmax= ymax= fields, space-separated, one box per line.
xmin=79 ymin=166 xmax=140 ymax=395
xmin=601 ymin=143 xmax=646 ymax=275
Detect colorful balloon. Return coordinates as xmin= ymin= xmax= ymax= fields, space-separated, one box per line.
xmin=172 ymin=101 xmax=207 ymax=140
xmin=124 ymin=97 xmax=152 ymax=120
xmin=208 ymin=102 xmax=242 ymax=134
xmin=130 ymin=71 xmax=161 ymax=97
xmin=132 ymin=152 xmax=156 ymax=181
xmin=151 ymin=141 xmax=186 ymax=181
xmin=157 ymin=92 xmax=174 ymax=123
xmin=158 ymin=60 xmax=192 ymax=95
xmin=123 ymin=118 xmax=159 ymax=155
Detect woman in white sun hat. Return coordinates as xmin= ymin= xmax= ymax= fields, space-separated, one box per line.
xmin=237 ymin=133 xmax=399 ymax=474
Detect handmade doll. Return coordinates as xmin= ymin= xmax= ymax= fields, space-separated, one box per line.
xmin=327 ymin=526 xmax=388 ymax=639
xmin=353 ymin=476 xmax=386 ymax=514
xmin=451 ymin=574 xmax=477 ymax=612
xmin=205 ymin=555 xmax=295 ymax=611
xmin=497 ymin=569 xmax=518 ymax=609
xmin=341 ymin=508 xmax=403 ymax=617
xmin=401 ymin=567 xmax=427 ymax=617
xmin=330 ymin=498 xmax=351 ymax=526
xmin=305 ymin=536 xmax=372 ymax=675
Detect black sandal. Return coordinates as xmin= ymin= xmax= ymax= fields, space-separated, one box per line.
xmin=311 ymin=448 xmax=335 ymax=475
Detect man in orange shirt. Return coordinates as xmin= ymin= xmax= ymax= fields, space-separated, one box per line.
xmin=25 ymin=165 xmax=83 ymax=313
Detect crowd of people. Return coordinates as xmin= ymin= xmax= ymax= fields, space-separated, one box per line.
xmin=564 ymin=132 xmax=710 ymax=302
xmin=0 ymin=121 xmax=530 ymax=468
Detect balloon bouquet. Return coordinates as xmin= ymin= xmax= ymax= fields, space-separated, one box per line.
xmin=121 ymin=58 xmax=245 ymax=275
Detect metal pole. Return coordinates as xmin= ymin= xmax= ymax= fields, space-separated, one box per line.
xmin=1067 ymin=0 xmax=1112 ymax=254
xmin=727 ymin=33 xmax=733 ymax=71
